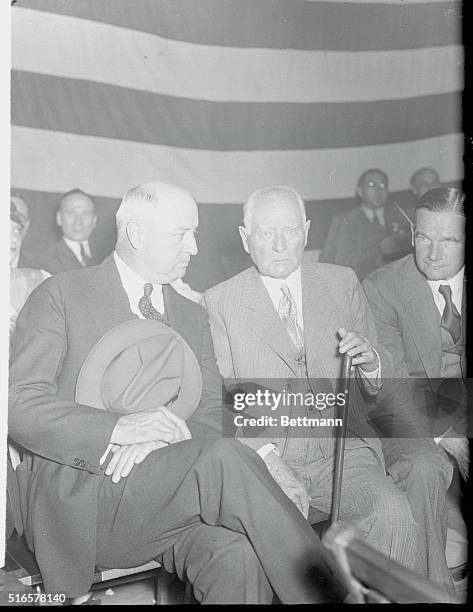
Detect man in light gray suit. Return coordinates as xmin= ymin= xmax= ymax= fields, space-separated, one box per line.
xmin=362 ymin=187 xmax=467 ymax=593
xmin=204 ymin=186 xmax=421 ymax=576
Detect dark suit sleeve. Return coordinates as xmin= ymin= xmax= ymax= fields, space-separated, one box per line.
xmin=185 ymin=307 xmax=224 ymax=438
xmin=320 ymin=216 xmax=343 ymax=264
xmin=9 ymin=278 xmax=120 ymax=473
xmin=362 ymin=276 xmax=432 ymax=437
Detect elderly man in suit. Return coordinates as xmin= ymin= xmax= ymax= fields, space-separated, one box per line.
xmin=37 ymin=189 xmax=100 ymax=274
xmin=9 ymin=180 xmax=350 ymax=605
xmin=320 ymin=169 xmax=412 ymax=279
xmin=204 ymin=186 xmax=421 ymax=576
xmin=362 ymin=187 xmax=467 ymax=592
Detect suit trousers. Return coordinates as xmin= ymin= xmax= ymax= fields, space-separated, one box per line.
xmin=95 ymin=438 xmax=344 ymax=604
xmin=285 ymin=439 xmax=421 ymax=575
xmin=381 ymin=437 xmax=455 ymax=593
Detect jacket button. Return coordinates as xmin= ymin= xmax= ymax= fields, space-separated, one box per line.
xmin=73 ymin=458 xmax=80 ymax=466
xmin=80 ymin=459 xmax=86 ymax=467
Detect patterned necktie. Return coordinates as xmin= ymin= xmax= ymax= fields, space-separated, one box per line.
xmin=438 ymin=284 xmax=461 ymax=344
xmin=278 ymin=284 xmax=304 ymax=355
xmin=138 ymin=283 xmax=169 ymax=325
xmin=80 ymin=243 xmax=91 ymax=267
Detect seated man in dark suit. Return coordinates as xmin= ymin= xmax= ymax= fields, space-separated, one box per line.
xmin=320 ymin=169 xmax=412 ymax=280
xmin=37 ymin=189 xmax=100 ymax=274
xmin=362 ymin=187 xmax=467 ymax=595
xmin=9 ymin=180 xmax=345 ymax=605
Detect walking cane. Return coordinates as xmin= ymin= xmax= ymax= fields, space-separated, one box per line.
xmin=330 ymin=354 xmax=352 ymax=525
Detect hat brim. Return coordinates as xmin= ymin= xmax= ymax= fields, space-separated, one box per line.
xmin=75 ymin=319 xmax=202 ymax=420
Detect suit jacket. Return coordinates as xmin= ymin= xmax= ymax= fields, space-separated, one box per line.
xmin=320 ymin=204 xmax=412 ymax=280
xmin=362 ymin=254 xmax=467 ymax=438
xmin=203 ymin=260 xmax=384 ymax=464
xmin=36 ymin=238 xmax=101 ymax=275
xmin=9 ymin=254 xmax=222 ymax=595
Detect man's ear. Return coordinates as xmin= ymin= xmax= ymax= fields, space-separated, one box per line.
xmin=411 ymin=222 xmax=415 ymax=248
xmin=92 ymin=214 xmax=98 ymax=230
xmin=303 ymin=220 xmax=311 ymax=246
xmin=126 ymin=221 xmax=144 ymax=250
xmin=238 ymin=225 xmax=250 ymax=254
xmin=56 ymin=211 xmax=62 ymax=227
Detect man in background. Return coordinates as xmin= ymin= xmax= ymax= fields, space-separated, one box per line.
xmin=410 ymin=167 xmax=441 ymax=201
xmin=37 ymin=189 xmax=99 ymax=274
xmin=320 ymin=169 xmax=412 ymax=279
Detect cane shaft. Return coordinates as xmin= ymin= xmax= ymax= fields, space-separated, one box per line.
xmin=331 ymin=355 xmax=352 ymax=525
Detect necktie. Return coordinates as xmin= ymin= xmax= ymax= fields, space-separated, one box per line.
xmin=278 ymin=284 xmax=304 ymax=355
xmin=371 ymin=210 xmax=383 ymax=227
xmin=138 ymin=283 xmax=169 ymax=325
xmin=80 ymin=243 xmax=91 ymax=267
xmin=438 ymin=284 xmax=461 ymax=344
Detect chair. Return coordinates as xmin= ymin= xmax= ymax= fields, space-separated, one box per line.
xmin=322 ymin=522 xmax=458 ymax=603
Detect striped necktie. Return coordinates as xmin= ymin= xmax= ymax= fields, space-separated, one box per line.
xmin=278 ymin=284 xmax=304 ymax=355
xmin=438 ymin=284 xmax=461 ymax=344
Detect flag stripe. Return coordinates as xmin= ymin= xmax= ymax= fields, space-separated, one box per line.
xmin=11 ymin=127 xmax=463 ymax=203
xmin=11 ymin=71 xmax=461 ymax=151
xmin=15 ymin=0 xmax=461 ymax=51
xmin=12 ymin=9 xmax=464 ymax=104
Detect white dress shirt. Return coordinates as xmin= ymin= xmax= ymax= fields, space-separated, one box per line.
xmin=361 ymin=205 xmax=385 ymax=227
xmin=427 ymin=266 xmax=464 ymax=316
xmin=427 ymin=266 xmax=464 ymax=444
xmin=114 ymin=251 xmax=164 ymax=316
xmin=63 ymin=237 xmax=92 ymax=266
xmin=257 ymin=266 xmax=380 ymax=459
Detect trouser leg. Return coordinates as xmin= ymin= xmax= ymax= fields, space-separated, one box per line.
xmin=96 ymin=437 xmax=344 ymax=604
xmin=301 ymin=445 xmax=420 ymax=573
xmin=382 ymin=438 xmax=454 ymax=592
xmin=160 ymin=523 xmax=273 ymax=604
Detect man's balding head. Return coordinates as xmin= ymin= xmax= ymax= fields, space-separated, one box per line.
xmin=410 ymin=168 xmax=441 ymax=200
xmin=115 ymin=181 xmax=198 ymax=284
xmin=240 ymin=186 xmax=310 ymax=279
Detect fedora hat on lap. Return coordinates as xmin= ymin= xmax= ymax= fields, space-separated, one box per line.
xmin=75 ymin=319 xmax=202 ymax=419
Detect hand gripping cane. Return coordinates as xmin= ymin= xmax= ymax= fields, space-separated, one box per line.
xmin=330 ymin=354 xmax=352 ymax=525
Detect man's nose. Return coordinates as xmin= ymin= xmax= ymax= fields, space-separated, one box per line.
xmin=185 ymin=231 xmax=198 ymax=255
xmin=428 ymin=241 xmax=443 ymax=261
xmin=272 ymin=232 xmax=286 ymax=253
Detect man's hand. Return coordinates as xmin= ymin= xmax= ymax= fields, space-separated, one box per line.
xmin=438 ymin=435 xmax=469 ymax=480
xmin=110 ymin=406 xmax=191 ymax=446
xmin=338 ymin=327 xmax=379 ymax=372
xmin=100 ymin=441 xmax=168 ymax=483
xmin=264 ymin=450 xmax=310 ymax=518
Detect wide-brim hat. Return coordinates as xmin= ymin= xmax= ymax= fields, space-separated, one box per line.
xmin=75 ymin=319 xmax=202 ymax=420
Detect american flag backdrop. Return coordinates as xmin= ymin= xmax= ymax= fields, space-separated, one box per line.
xmin=11 ymin=0 xmax=463 ymax=257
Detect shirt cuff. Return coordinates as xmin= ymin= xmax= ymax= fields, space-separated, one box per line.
xmin=257 ymin=443 xmax=279 ymax=460
xmin=434 ymin=427 xmax=453 ymax=444
xmin=358 ymin=347 xmax=382 ymax=390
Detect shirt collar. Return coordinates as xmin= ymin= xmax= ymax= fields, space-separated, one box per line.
xmin=361 ymin=205 xmax=384 ymax=224
xmin=63 ymin=237 xmax=89 ymax=257
xmin=427 ymin=266 xmax=464 ymax=312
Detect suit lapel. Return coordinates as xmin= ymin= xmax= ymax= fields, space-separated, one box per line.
xmin=83 ymin=255 xmax=137 ymax=338
xmin=301 ymin=262 xmax=339 ymax=380
xmin=402 ymin=257 xmax=441 ymax=378
xmin=163 ymin=285 xmax=201 ymax=356
xmin=241 ymin=267 xmax=299 ymax=371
